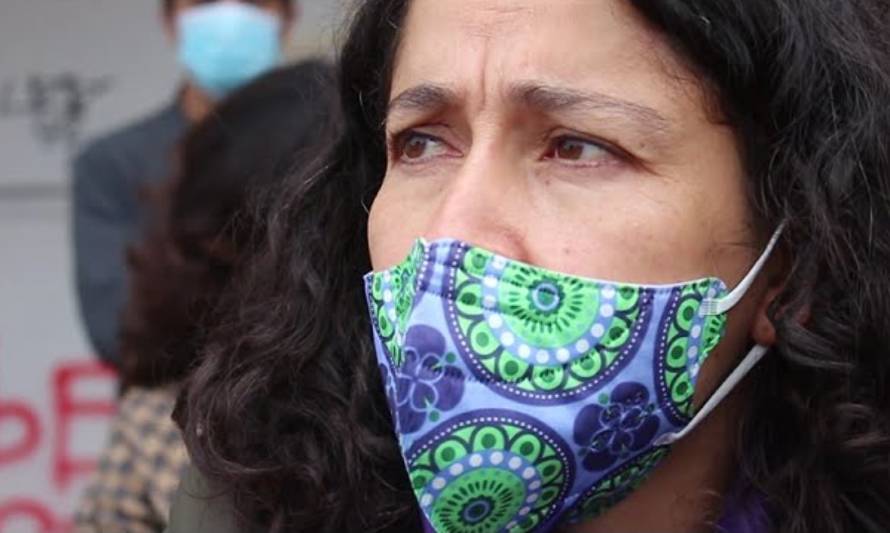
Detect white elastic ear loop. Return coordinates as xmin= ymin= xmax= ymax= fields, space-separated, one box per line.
xmin=700 ymin=223 xmax=786 ymax=316
xmin=654 ymin=343 xmax=768 ymax=447
xmin=654 ymin=223 xmax=784 ymax=446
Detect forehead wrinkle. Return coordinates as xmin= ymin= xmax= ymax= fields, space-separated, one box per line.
xmin=460 ymin=1 xmax=533 ymax=39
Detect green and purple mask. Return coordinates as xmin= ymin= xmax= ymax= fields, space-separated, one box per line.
xmin=364 ymin=230 xmax=781 ymax=532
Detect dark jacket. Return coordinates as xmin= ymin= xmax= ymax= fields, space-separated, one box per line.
xmin=71 ymin=102 xmax=187 ymax=366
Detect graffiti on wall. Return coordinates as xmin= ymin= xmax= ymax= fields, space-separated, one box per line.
xmin=0 ymin=73 xmax=113 ymax=148
xmin=0 ymin=358 xmax=116 ymax=533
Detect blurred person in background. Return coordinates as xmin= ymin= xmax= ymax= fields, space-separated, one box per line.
xmin=73 ymin=60 xmax=334 ymax=533
xmin=166 ymin=1 xmax=890 ymax=532
xmin=72 ymin=0 xmax=298 ymax=367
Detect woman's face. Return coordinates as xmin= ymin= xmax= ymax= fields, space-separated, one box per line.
xmin=369 ymin=0 xmax=774 ymax=406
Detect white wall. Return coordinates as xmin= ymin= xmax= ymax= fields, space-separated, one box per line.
xmin=0 ymin=197 xmax=116 ymax=533
xmin=0 ymin=2 xmax=345 ymax=531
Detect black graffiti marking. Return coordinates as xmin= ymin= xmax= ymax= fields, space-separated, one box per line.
xmin=0 ymin=73 xmax=113 ymax=147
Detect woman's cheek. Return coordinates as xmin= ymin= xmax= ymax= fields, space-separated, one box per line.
xmin=368 ymin=178 xmax=425 ymax=271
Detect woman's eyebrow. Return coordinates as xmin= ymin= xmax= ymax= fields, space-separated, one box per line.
xmin=512 ymin=81 xmax=673 ymax=141
xmin=513 ymin=82 xmax=668 ymax=126
xmin=387 ymin=81 xmax=673 ymax=144
xmin=387 ymin=84 xmax=459 ymax=118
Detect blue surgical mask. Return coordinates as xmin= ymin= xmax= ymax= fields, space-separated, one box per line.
xmin=176 ymin=2 xmax=283 ymax=98
xmin=364 ymin=227 xmax=783 ymax=532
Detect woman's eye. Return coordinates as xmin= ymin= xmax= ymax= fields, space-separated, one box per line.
xmin=396 ymin=132 xmax=450 ymax=163
xmin=547 ymin=137 xmax=609 ymax=163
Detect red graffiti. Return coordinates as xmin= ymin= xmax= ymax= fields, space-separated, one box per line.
xmin=0 ymin=401 xmax=41 ymax=465
xmin=0 ymin=499 xmax=55 ymax=533
xmin=0 ymin=356 xmax=116 ymax=530
xmin=52 ymin=361 xmax=117 ymax=489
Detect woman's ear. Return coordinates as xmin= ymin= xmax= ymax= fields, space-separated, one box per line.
xmin=750 ymin=284 xmax=781 ymax=347
xmin=749 ymin=245 xmax=806 ymax=346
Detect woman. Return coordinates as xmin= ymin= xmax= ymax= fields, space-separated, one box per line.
xmin=74 ymin=61 xmax=334 ymax=533
xmin=169 ymin=1 xmax=890 ymax=532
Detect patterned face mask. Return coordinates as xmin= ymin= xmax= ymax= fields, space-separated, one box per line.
xmin=364 ymin=230 xmax=782 ymax=533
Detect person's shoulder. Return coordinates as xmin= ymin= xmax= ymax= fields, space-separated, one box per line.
xmin=74 ymin=103 xmax=183 ymax=170
xmin=116 ymin=387 xmax=180 ymax=443
xmin=119 ymin=386 xmax=178 ymax=413
xmin=166 ymin=466 xmax=249 ymax=533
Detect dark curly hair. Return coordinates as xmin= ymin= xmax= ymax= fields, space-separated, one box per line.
xmin=176 ymin=1 xmax=890 ymax=532
xmin=118 ymin=61 xmax=334 ymax=391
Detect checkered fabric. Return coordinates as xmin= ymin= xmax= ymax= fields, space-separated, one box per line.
xmin=74 ymin=387 xmax=189 ymax=533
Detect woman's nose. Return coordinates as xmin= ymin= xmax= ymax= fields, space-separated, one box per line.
xmin=422 ymin=142 xmax=530 ymax=261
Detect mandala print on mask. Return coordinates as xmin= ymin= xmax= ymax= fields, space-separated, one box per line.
xmin=572 ymin=382 xmax=660 ymax=473
xmin=379 ymin=325 xmax=466 ymax=435
xmin=408 ymin=410 xmax=575 ymax=533
xmin=443 ymin=243 xmax=653 ymax=404
xmin=369 ymin=241 xmax=424 ymax=366
xmin=364 ymin=231 xmax=781 ymax=531
xmin=565 ymin=447 xmax=670 ymax=523
xmin=654 ymin=280 xmax=728 ymax=424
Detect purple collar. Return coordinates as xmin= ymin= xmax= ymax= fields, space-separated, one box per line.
xmin=715 ymin=481 xmax=772 ymax=533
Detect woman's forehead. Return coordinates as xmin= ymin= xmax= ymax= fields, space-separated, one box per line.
xmin=390 ymin=0 xmax=710 ymax=126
